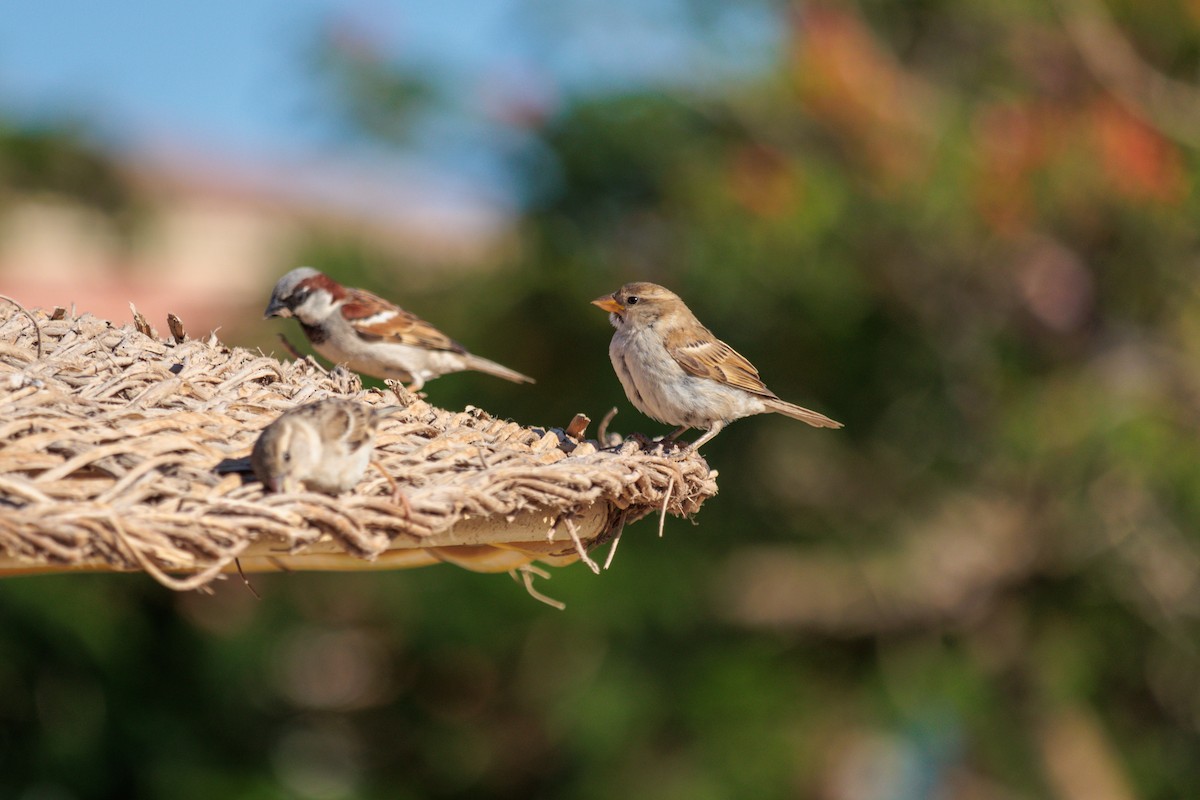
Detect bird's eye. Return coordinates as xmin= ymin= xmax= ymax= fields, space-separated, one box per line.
xmin=626 ymin=296 xmax=639 ymax=305
xmin=282 ymin=451 xmax=292 ymax=463
xmin=292 ymin=289 xmax=309 ymax=304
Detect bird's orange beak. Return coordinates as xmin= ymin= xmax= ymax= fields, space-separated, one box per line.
xmin=591 ymin=294 xmax=623 ymax=314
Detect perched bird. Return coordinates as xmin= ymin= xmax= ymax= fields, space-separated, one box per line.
xmin=592 ymin=282 xmax=842 ymax=450
xmin=251 ymin=398 xmax=401 ymax=495
xmin=264 ymin=267 xmax=535 ymax=391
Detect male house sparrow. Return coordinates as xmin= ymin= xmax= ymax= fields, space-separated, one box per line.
xmin=251 ymin=398 xmax=401 ymax=495
xmin=592 ymin=282 xmax=842 ymax=450
xmin=265 ymin=267 xmax=535 ymax=391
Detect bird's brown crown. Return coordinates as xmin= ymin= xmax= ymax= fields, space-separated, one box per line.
xmin=293 ymin=271 xmax=347 ymax=302
xmin=612 ymin=282 xmax=678 ymax=307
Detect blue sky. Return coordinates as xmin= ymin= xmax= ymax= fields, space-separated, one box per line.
xmin=0 ymin=0 xmax=778 ymax=199
xmin=0 ymin=1 xmax=476 ymax=155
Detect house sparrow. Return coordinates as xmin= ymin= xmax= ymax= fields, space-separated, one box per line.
xmin=251 ymin=398 xmax=402 ymax=495
xmin=592 ymin=282 xmax=842 ymax=450
xmin=264 ymin=267 xmax=535 ymax=391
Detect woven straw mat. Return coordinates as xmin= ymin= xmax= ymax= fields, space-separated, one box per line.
xmin=0 ymin=300 xmax=719 ymax=605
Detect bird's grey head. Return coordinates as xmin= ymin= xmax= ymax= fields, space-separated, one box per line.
xmin=263 ymin=267 xmax=344 ymax=325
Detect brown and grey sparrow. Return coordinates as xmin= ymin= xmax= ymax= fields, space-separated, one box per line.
xmin=265 ymin=267 xmax=535 ymax=391
xmin=592 ymin=282 xmax=842 ymax=450
xmin=251 ymin=398 xmax=402 ymax=495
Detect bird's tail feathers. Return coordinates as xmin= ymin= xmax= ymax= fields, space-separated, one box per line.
xmin=464 ymin=355 xmax=536 ymax=385
xmin=763 ymin=398 xmax=842 ymax=429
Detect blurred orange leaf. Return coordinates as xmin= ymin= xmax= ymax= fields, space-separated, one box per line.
xmin=1091 ymin=99 xmax=1187 ymax=203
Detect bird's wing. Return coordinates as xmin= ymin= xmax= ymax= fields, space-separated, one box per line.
xmin=340 ymin=288 xmax=467 ymax=354
xmin=306 ymin=400 xmax=373 ymax=453
xmin=665 ymin=327 xmax=776 ymax=398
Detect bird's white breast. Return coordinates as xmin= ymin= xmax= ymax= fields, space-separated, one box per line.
xmin=609 ymin=324 xmax=766 ymax=428
xmin=315 ymin=319 xmax=461 ymax=382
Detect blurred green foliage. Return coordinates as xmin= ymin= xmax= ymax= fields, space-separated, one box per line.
xmin=5 ymin=1 xmax=1200 ymax=798
xmin=0 ymin=123 xmax=133 ymax=214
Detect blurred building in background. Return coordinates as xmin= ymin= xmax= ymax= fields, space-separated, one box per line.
xmin=0 ymin=145 xmax=512 ymax=334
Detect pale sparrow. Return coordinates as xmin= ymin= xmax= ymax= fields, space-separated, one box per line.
xmin=251 ymin=398 xmax=402 ymax=495
xmin=592 ymin=282 xmax=842 ymax=450
xmin=265 ymin=267 xmax=535 ymax=391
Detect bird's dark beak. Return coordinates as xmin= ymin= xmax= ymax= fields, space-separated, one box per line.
xmin=591 ymin=294 xmax=624 ymax=314
xmin=263 ymin=297 xmax=291 ymax=320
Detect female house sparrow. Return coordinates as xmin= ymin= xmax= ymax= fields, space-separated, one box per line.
xmin=592 ymin=282 xmax=842 ymax=450
xmin=264 ymin=267 xmax=535 ymax=391
xmin=251 ymin=398 xmax=402 ymax=495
